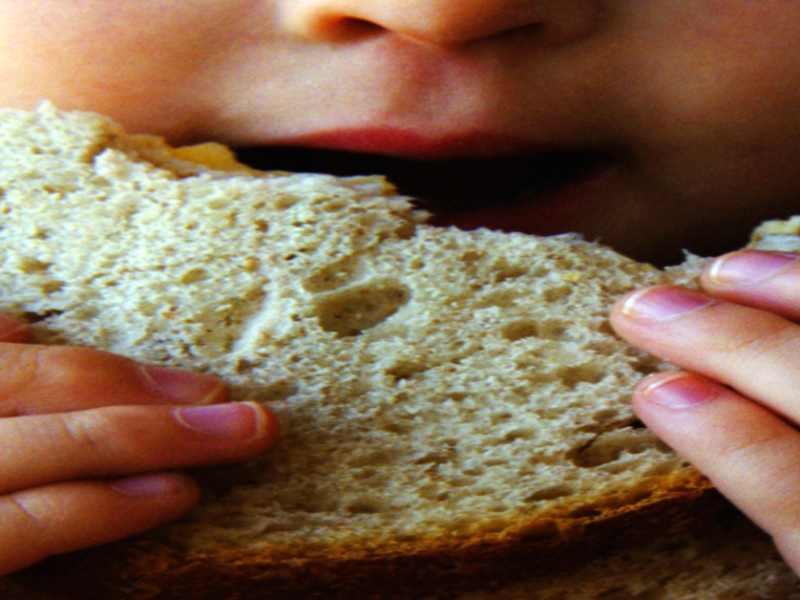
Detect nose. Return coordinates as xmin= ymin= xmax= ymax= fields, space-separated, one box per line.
xmin=280 ymin=0 xmax=602 ymax=47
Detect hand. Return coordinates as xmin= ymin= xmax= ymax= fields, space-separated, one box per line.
xmin=610 ymin=250 xmax=800 ymax=574
xmin=0 ymin=314 xmax=280 ymax=577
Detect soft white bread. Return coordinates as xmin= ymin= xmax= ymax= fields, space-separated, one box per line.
xmin=0 ymin=105 xmax=754 ymax=598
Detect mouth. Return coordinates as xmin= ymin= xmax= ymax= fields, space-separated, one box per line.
xmin=234 ymin=146 xmax=614 ymax=237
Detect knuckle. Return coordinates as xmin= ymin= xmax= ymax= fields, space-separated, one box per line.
xmin=56 ymin=411 xmax=108 ymax=456
xmin=34 ymin=345 xmax=126 ymax=385
xmin=0 ymin=491 xmax=61 ymax=574
xmin=58 ymin=407 xmax=156 ymax=458
xmin=0 ymin=490 xmax=58 ymax=535
xmin=0 ymin=343 xmax=145 ymax=413
xmin=0 ymin=345 xmax=96 ymax=406
xmin=0 ymin=344 xmax=47 ymax=407
xmin=57 ymin=406 xmax=169 ymax=468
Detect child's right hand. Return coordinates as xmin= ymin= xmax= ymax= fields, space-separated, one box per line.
xmin=0 ymin=314 xmax=280 ymax=577
xmin=610 ymin=250 xmax=800 ymax=576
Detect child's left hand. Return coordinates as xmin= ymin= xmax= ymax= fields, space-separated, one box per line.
xmin=610 ymin=249 xmax=800 ymax=575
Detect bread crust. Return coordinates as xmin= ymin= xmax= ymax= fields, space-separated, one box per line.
xmin=19 ymin=473 xmax=718 ymax=600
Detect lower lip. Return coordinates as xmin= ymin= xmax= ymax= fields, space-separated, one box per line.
xmin=426 ymin=164 xmax=617 ymax=236
xmin=286 ymin=128 xmax=545 ymax=160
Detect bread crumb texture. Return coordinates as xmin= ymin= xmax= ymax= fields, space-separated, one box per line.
xmin=0 ymin=106 xmax=723 ymax=599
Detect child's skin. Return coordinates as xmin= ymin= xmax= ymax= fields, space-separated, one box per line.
xmin=1 ymin=0 xmax=800 ymax=579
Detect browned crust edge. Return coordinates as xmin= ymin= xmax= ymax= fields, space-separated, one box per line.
xmin=16 ymin=480 xmax=724 ymax=600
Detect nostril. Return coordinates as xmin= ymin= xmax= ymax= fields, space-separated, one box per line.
xmin=282 ymin=0 xmax=601 ymax=48
xmin=335 ymin=17 xmax=385 ymax=41
xmin=309 ymin=15 xmax=386 ymax=43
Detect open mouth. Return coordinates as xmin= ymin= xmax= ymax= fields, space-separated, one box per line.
xmin=235 ymin=147 xmax=612 ymax=236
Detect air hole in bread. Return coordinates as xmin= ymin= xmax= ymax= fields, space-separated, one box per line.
xmin=459 ymin=250 xmax=482 ymax=262
xmin=501 ymin=318 xmax=567 ymax=342
xmin=16 ymin=256 xmax=51 ymax=273
xmin=313 ymin=280 xmax=411 ymax=336
xmin=462 ymin=467 xmax=484 ymax=477
xmin=591 ymin=409 xmax=620 ymax=423
xmin=179 ymin=267 xmax=210 ymax=284
xmin=273 ymin=194 xmax=301 ymax=210
xmin=319 ymin=198 xmax=349 ymax=212
xmin=567 ymin=505 xmax=604 ymax=520
xmin=525 ymin=484 xmax=575 ymax=503
xmin=348 ymin=450 xmax=398 ymax=468
xmin=40 ymin=279 xmax=64 ymax=294
xmin=353 ymin=469 xmax=390 ymax=489
xmin=474 ymin=289 xmax=528 ymax=309
xmin=418 ymin=484 xmax=449 ymax=501
xmin=22 ymin=309 xmax=64 ymax=323
xmin=413 ymin=450 xmax=456 ymax=465
xmin=568 ymin=429 xmax=660 ymax=468
xmin=492 ymin=262 xmax=528 ymax=283
xmin=345 ymin=498 xmax=384 ymax=514
xmin=490 ymin=412 xmax=513 ymax=424
xmin=498 ymin=429 xmax=535 ymax=444
xmin=381 ymin=422 xmax=413 ymax=436
xmin=631 ymin=355 xmax=663 ymax=375
xmin=501 ymin=320 xmax=540 ymax=341
xmin=302 ymin=255 xmax=364 ymax=293
xmin=556 ymin=363 xmax=605 ymax=388
xmin=208 ymin=197 xmax=235 ymax=210
xmin=448 ymin=477 xmax=476 ymax=488
xmin=542 ymin=285 xmax=573 ymax=302
xmin=386 ymin=361 xmax=429 ymax=381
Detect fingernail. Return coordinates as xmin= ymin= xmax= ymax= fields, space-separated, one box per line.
xmin=621 ymin=286 xmax=714 ymax=321
xmin=110 ymin=473 xmax=188 ymax=498
xmin=174 ymin=402 xmax=267 ymax=440
xmin=708 ymin=250 xmax=799 ymax=285
xmin=639 ymin=372 xmax=724 ymax=409
xmin=142 ymin=365 xmax=228 ymax=405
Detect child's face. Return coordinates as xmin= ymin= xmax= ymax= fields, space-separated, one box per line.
xmin=3 ymin=0 xmax=800 ymax=264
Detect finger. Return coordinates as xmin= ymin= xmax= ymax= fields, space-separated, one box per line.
xmin=0 ymin=344 xmax=228 ymax=416
xmin=632 ymin=371 xmax=800 ymax=572
xmin=0 ymin=314 xmax=33 ymax=343
xmin=0 ymin=473 xmax=199 ymax=576
xmin=0 ymin=402 xmax=280 ymax=494
xmin=700 ymin=250 xmax=800 ymax=319
xmin=610 ymin=285 xmax=800 ymax=424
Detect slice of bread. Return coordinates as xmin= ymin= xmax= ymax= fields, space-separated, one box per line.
xmin=0 ymin=105 xmax=736 ymax=598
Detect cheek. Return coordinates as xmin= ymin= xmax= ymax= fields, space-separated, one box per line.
xmin=0 ymin=1 xmax=232 ymax=140
xmin=613 ymin=5 xmax=800 ymax=202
